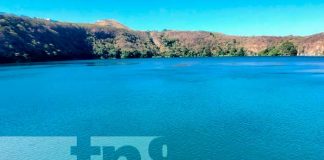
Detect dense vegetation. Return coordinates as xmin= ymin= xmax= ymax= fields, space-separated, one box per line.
xmin=88 ymin=27 xmax=158 ymax=59
xmin=259 ymin=41 xmax=298 ymax=56
xmin=0 ymin=14 xmax=311 ymax=63
xmin=158 ymin=33 xmax=247 ymax=57
xmin=0 ymin=14 xmax=93 ymax=63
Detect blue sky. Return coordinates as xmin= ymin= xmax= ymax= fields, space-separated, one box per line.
xmin=0 ymin=0 xmax=323 ymax=36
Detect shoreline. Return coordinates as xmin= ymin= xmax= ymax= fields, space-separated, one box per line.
xmin=1 ymin=56 xmax=323 ymax=66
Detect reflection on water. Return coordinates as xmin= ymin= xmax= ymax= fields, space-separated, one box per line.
xmin=216 ymin=62 xmax=286 ymax=66
xmin=0 ymin=57 xmax=324 ymax=160
xmin=296 ymin=69 xmax=324 ymax=74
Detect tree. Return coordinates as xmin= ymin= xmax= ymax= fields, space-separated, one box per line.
xmin=259 ymin=41 xmax=297 ymax=56
xmin=278 ymin=41 xmax=298 ymax=56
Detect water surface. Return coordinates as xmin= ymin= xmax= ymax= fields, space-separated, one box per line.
xmin=0 ymin=57 xmax=324 ymax=159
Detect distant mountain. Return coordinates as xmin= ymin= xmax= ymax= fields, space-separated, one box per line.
xmin=0 ymin=13 xmax=323 ymax=63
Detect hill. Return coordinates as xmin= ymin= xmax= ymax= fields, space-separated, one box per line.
xmin=95 ymin=19 xmax=130 ymax=30
xmin=0 ymin=14 xmax=323 ymax=63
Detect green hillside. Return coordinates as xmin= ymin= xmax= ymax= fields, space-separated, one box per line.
xmin=1 ymin=14 xmax=319 ymax=63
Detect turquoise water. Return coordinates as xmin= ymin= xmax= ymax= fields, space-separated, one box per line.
xmin=0 ymin=57 xmax=324 ymax=159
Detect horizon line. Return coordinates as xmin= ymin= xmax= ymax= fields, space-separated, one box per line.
xmin=2 ymin=12 xmax=323 ymax=37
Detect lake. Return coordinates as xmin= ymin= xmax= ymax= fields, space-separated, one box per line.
xmin=0 ymin=57 xmax=324 ymax=159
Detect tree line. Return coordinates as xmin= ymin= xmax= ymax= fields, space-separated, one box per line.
xmin=0 ymin=14 xmax=299 ymax=63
